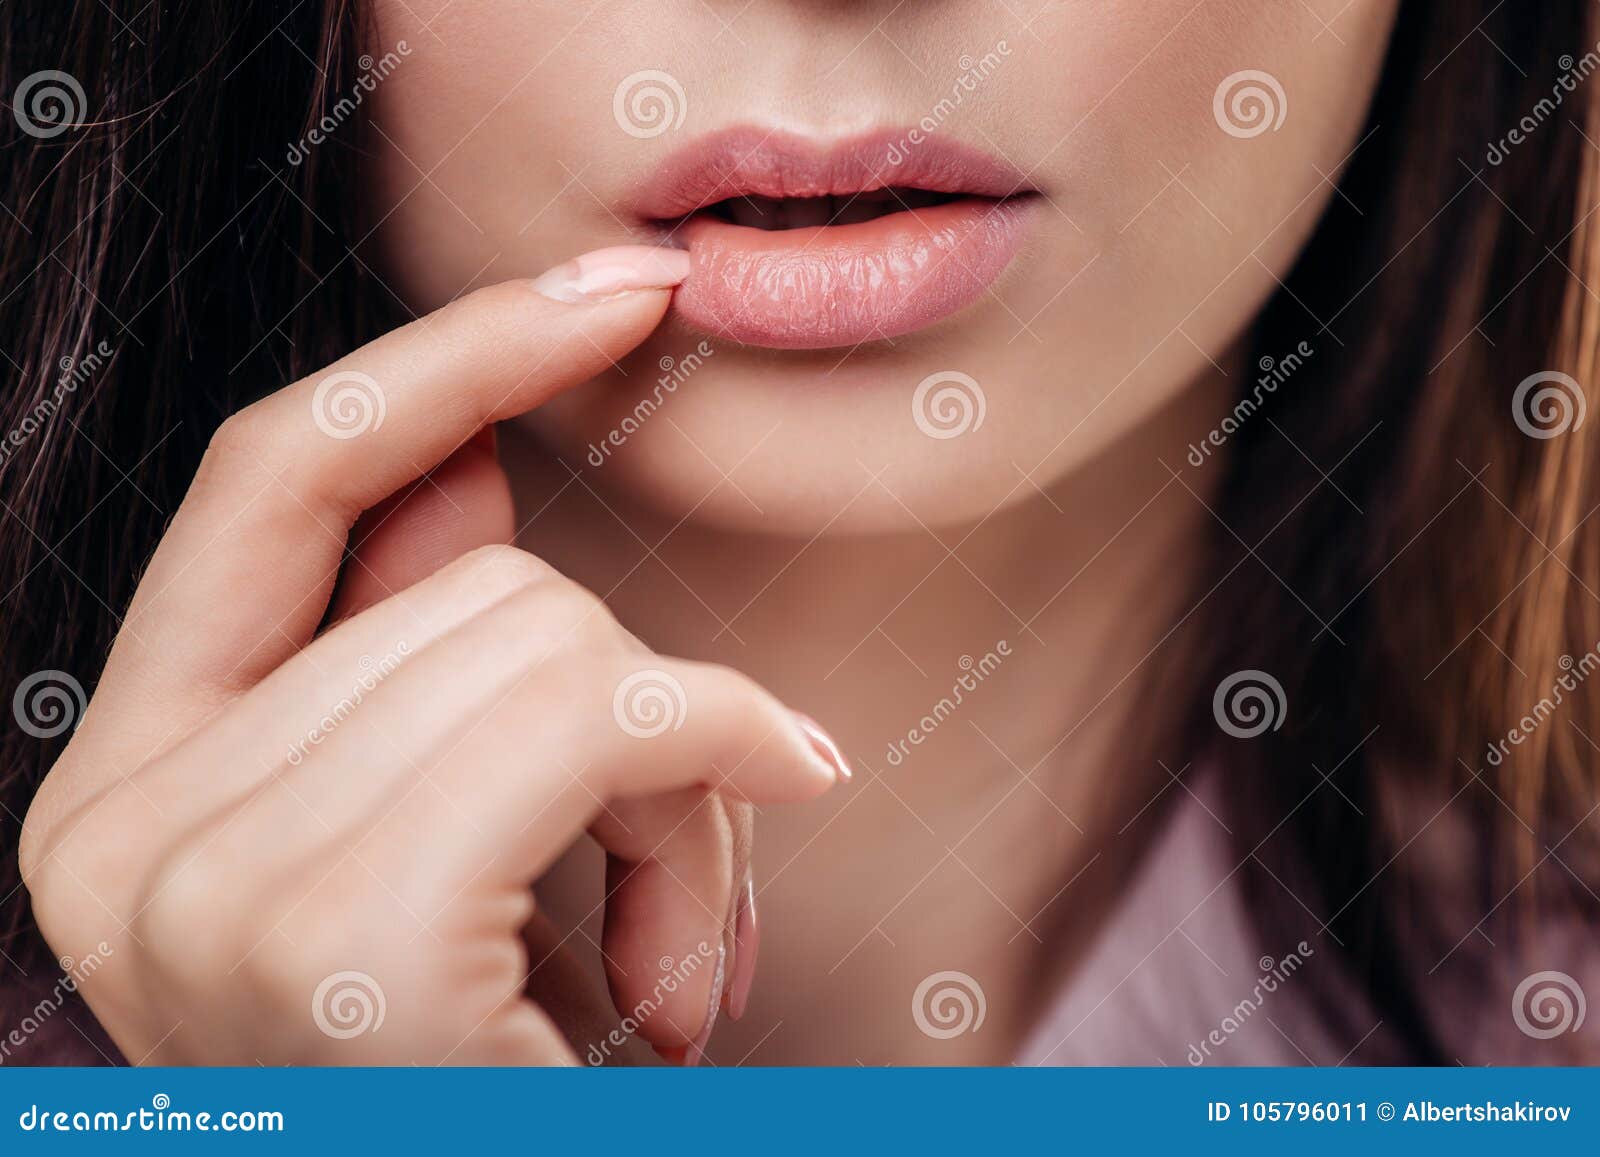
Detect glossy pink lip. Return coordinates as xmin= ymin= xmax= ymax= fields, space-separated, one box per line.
xmin=634 ymin=128 xmax=1036 ymax=350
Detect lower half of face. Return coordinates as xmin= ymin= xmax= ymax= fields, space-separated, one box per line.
xmin=364 ymin=0 xmax=1398 ymax=535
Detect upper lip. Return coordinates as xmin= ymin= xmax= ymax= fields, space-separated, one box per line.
xmin=631 ymin=126 xmax=1034 ymax=223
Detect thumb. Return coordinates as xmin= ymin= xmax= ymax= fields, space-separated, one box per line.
xmin=328 ymin=426 xmax=516 ymax=622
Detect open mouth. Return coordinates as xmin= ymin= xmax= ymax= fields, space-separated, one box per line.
xmin=634 ymin=129 xmax=1037 ymax=350
xmin=694 ymin=187 xmax=973 ymax=231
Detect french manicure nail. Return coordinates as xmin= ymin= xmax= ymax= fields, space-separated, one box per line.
xmin=685 ymin=940 xmax=726 ymax=1068
xmin=530 ymin=245 xmax=691 ymax=303
xmin=727 ymin=877 xmax=760 ymax=1021
xmin=793 ymin=711 xmax=852 ymax=782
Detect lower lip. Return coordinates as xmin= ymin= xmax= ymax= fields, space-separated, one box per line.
xmin=668 ymin=197 xmax=1031 ymax=350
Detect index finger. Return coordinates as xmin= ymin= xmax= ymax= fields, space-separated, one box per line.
xmin=104 ymin=246 xmax=688 ymax=712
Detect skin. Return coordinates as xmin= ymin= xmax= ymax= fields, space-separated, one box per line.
xmin=21 ymin=1 xmax=1400 ymax=1064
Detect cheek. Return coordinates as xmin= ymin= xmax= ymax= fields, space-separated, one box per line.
xmin=360 ymin=1 xmax=651 ymax=310
xmin=969 ymin=0 xmax=1400 ymax=469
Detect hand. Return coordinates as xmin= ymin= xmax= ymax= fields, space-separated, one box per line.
xmin=18 ymin=248 xmax=848 ymax=1065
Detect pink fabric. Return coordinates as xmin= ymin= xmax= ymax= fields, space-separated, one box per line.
xmin=1019 ymin=771 xmax=1599 ymax=1066
xmin=1018 ymin=775 xmax=1385 ymax=1065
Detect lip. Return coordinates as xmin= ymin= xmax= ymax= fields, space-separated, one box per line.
xmin=633 ymin=128 xmax=1036 ymax=350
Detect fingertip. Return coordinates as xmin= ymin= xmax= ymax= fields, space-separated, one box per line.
xmin=791 ymin=711 xmax=853 ymax=785
xmin=652 ymin=1044 xmax=689 ymax=1066
xmin=529 ymin=246 xmax=690 ymax=304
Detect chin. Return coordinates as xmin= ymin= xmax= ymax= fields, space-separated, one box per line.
xmin=522 ymin=355 xmax=1058 ymax=537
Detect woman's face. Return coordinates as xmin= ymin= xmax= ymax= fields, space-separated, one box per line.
xmin=365 ymin=0 xmax=1398 ymax=534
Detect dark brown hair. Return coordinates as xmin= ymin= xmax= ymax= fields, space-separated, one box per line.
xmin=2 ymin=1 xmax=1597 ymax=1062
xmin=1 ymin=1 xmax=374 ymax=940
xmin=1177 ymin=1 xmax=1600 ymax=1061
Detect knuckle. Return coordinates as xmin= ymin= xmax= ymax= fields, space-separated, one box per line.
xmin=16 ymin=800 xmax=52 ymax=887
xmin=21 ymin=804 xmax=122 ymax=943
xmin=132 ymin=844 xmax=254 ymax=983
xmin=193 ymin=406 xmax=275 ymax=493
xmin=204 ymin=405 xmax=267 ymax=465
xmin=18 ymin=854 xmax=69 ymax=941
xmin=503 ymin=578 xmax=616 ymax=648
xmin=451 ymin=544 xmax=554 ymax=592
xmin=247 ymin=874 xmax=373 ymax=996
xmin=20 ymin=772 xmax=110 ymax=883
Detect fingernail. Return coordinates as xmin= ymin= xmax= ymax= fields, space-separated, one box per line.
xmin=793 ymin=711 xmax=852 ymax=782
xmin=727 ymin=877 xmax=760 ymax=1021
xmin=685 ymin=940 xmax=726 ymax=1068
xmin=530 ymin=245 xmax=691 ymax=303
xmin=652 ymin=1044 xmax=688 ymax=1066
